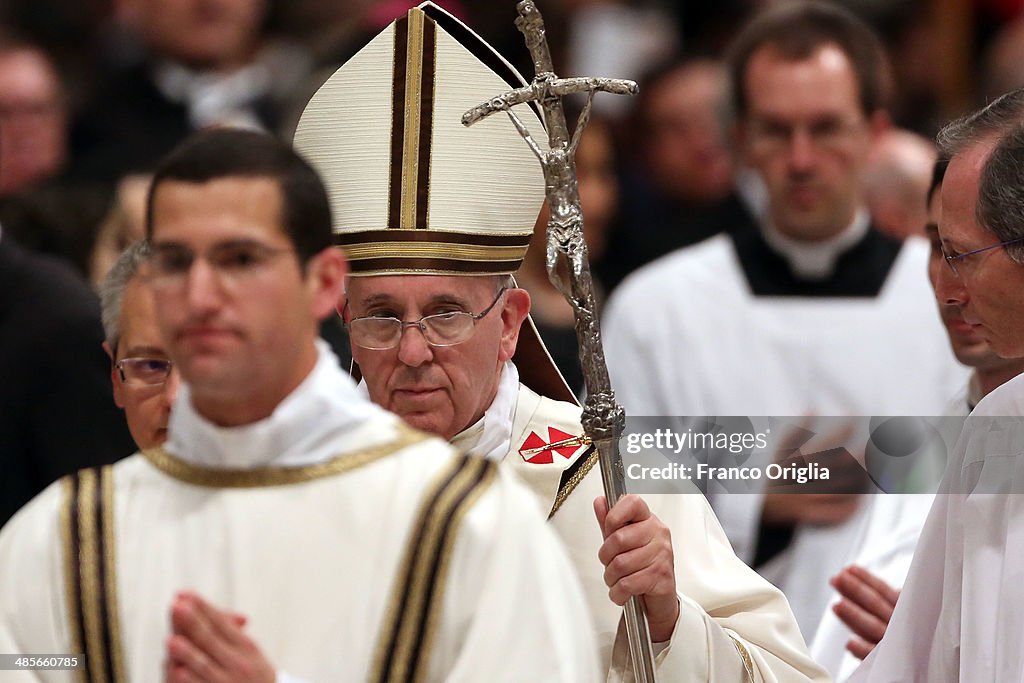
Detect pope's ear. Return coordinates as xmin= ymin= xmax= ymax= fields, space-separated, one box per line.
xmin=499 ymin=287 xmax=531 ymax=361
xmin=336 ymin=278 xmax=349 ymax=322
xmin=336 ymin=293 xmax=349 ymax=322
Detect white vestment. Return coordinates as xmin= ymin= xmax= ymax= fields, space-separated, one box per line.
xmin=0 ymin=345 xmax=599 ymax=682
xmin=602 ymin=230 xmax=967 ymax=639
xmin=850 ymin=371 xmax=1024 ymax=682
xmin=453 ymin=365 xmax=829 ymax=681
xmin=808 ymin=493 xmax=936 ymax=681
xmin=810 ymin=388 xmax=973 ymax=681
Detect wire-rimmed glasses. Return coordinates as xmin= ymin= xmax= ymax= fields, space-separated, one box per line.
xmin=347 ymin=288 xmax=507 ymax=350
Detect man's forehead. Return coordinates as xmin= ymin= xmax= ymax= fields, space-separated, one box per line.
xmin=0 ymin=49 xmax=60 ymax=93
xmin=745 ymin=43 xmax=861 ymax=115
xmin=117 ymin=280 xmax=165 ymax=354
xmin=949 ymin=140 xmax=994 ymax=175
xmin=150 ymin=190 xmax=292 ymax=262
xmin=939 ymin=144 xmax=992 ymax=243
xmin=121 ymin=276 xmax=156 ymax=310
xmin=149 ymin=176 xmax=284 ymax=230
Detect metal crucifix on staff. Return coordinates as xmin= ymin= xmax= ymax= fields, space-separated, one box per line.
xmin=461 ymin=2 xmax=656 ymax=680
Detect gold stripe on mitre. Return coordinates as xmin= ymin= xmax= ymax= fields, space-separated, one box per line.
xmin=399 ymin=9 xmax=423 ymax=230
xmin=388 ymin=8 xmax=437 ymax=232
xmin=335 ymin=227 xmax=532 ymax=273
xmin=343 ymin=242 xmax=528 ymax=263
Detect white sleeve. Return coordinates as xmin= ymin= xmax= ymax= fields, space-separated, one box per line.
xmin=847 ymin=420 xmax=971 ymax=683
xmin=607 ymin=493 xmax=830 ymax=682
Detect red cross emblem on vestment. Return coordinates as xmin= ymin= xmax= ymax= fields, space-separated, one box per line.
xmin=518 ymin=427 xmax=588 ymax=464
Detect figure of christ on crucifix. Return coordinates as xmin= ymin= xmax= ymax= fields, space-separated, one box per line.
xmin=462 ymin=0 xmax=659 ymax=677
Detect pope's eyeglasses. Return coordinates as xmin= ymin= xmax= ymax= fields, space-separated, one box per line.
xmin=347 ymin=288 xmax=507 ymax=350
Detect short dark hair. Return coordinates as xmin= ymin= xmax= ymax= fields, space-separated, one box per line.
xmin=927 ymin=158 xmax=948 ymax=205
xmin=146 ymin=128 xmax=332 ymax=263
xmin=726 ymin=1 xmax=889 ymax=119
xmin=633 ymin=56 xmax=729 ymax=132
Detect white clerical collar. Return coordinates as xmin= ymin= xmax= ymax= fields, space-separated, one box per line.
xmin=153 ymin=60 xmax=269 ymax=130
xmin=166 ymin=340 xmax=386 ymax=469
xmin=450 ymin=361 xmax=519 ymax=461
xmin=760 ymin=209 xmax=871 ymax=280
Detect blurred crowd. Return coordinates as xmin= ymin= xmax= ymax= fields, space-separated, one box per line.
xmin=0 ymin=0 xmax=1020 ymax=294
xmin=5 ymin=2 xmax=1024 ymax=677
xmin=1 ymin=0 xmax=1020 ymax=535
xmin=1 ymin=0 xmax=1018 ymax=519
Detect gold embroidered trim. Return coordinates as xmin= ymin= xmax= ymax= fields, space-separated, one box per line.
xmin=78 ymin=469 xmax=108 ymax=683
xmin=415 ymin=461 xmax=496 ymax=682
xmin=343 ymin=242 xmax=529 ymax=262
xmin=730 ymin=635 xmax=755 ymax=681
xmin=386 ymin=16 xmax=408 ymax=229
xmin=101 ymin=467 xmax=125 ymax=683
xmin=401 ymin=8 xmax=425 ymax=230
xmin=140 ymin=423 xmax=429 ymax=488
xmin=369 ymin=454 xmax=463 ymax=683
xmin=370 ymin=455 xmax=497 ymax=683
xmin=59 ymin=467 xmax=127 ymax=683
xmin=60 ymin=477 xmax=86 ymax=683
xmin=335 ymin=228 xmax=536 ymax=240
xmin=351 ymin=265 xmax=519 ymax=277
xmin=548 ymin=446 xmax=598 ymax=519
xmin=390 ymin=458 xmax=487 ymax=681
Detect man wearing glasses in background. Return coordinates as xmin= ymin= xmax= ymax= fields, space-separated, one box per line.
xmin=850 ymin=86 xmax=1024 ymax=682
xmin=100 ymin=240 xmax=180 ymax=450
xmin=811 ymin=159 xmax=1024 ymax=681
xmin=602 ymin=0 xmax=966 ymax=640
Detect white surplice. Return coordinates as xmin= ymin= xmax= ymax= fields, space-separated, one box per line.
xmin=0 ymin=344 xmax=599 ymax=682
xmin=850 ymin=371 xmax=1024 ymax=682
xmin=810 ymin=388 xmax=974 ymax=681
xmin=602 ymin=230 xmax=967 ymax=640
